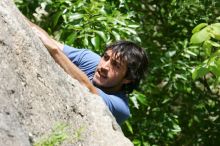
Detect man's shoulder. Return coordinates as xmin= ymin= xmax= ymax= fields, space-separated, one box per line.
xmin=63 ymin=45 xmax=100 ymax=58
xmin=63 ymin=45 xmax=101 ymax=80
xmin=97 ymin=88 xmax=130 ymax=124
xmin=63 ymin=44 xmax=101 ymax=64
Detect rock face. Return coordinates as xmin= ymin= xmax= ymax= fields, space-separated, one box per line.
xmin=0 ymin=0 xmax=133 ymax=146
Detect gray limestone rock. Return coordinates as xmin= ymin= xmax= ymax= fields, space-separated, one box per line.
xmin=0 ymin=0 xmax=133 ymax=146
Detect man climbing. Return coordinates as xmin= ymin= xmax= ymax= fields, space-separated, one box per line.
xmin=27 ymin=20 xmax=148 ymax=125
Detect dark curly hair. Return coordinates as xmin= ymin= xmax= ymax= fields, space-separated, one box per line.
xmin=104 ymin=41 xmax=149 ymax=94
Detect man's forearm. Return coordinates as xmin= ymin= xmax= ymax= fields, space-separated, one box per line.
xmin=23 ymin=16 xmax=97 ymax=94
xmin=49 ymin=47 xmax=98 ymax=95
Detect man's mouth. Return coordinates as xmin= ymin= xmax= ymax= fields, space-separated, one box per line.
xmin=98 ymin=70 xmax=107 ymax=79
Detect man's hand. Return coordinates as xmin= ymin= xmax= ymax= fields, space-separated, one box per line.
xmin=32 ymin=26 xmax=58 ymax=53
xmin=23 ymin=16 xmax=64 ymax=51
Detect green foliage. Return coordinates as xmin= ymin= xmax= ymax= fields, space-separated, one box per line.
xmin=120 ymin=0 xmax=220 ymax=146
xmin=34 ymin=123 xmax=85 ymax=146
xmin=15 ymin=0 xmax=140 ymax=53
xmin=190 ymin=22 xmax=220 ymax=80
xmin=34 ymin=123 xmax=69 ymax=146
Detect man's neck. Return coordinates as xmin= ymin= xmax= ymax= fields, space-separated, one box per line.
xmin=94 ymin=84 xmax=123 ymax=94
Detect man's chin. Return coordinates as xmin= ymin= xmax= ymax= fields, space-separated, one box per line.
xmin=93 ymin=79 xmax=110 ymax=89
xmin=92 ymin=79 xmax=103 ymax=87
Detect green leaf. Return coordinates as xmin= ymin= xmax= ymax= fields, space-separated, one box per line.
xmin=192 ymin=23 xmax=208 ymax=33
xmin=174 ymin=74 xmax=187 ymax=80
xmin=64 ymin=0 xmax=72 ymax=6
xmin=210 ymin=65 xmax=220 ymax=77
xmin=162 ymin=98 xmax=170 ymax=104
xmin=192 ymin=65 xmax=209 ymax=80
xmin=172 ymin=124 xmax=181 ymax=133
xmin=95 ymin=35 xmax=101 ymax=51
xmin=210 ymin=59 xmax=220 ymax=77
xmin=125 ymin=121 xmax=133 ymax=134
xmin=193 ymin=115 xmax=200 ymax=123
xmin=62 ymin=14 xmax=67 ymax=23
xmin=189 ymin=45 xmax=199 ymax=49
xmin=128 ymin=24 xmax=139 ymax=28
xmin=133 ymin=91 xmax=148 ymax=106
xmin=114 ymin=19 xmax=126 ymax=26
xmin=213 ymin=49 xmax=220 ymax=56
xmin=83 ymin=35 xmax=89 ymax=46
xmin=69 ymin=13 xmax=84 ymax=21
xmin=206 ymin=40 xmax=220 ymax=47
xmin=65 ymin=33 xmax=76 ymax=45
xmin=67 ymin=23 xmax=83 ymax=30
xmin=165 ymin=50 xmax=176 ymax=57
xmin=94 ymin=30 xmax=107 ymax=41
xmin=203 ymin=40 xmax=212 ymax=56
xmin=91 ymin=37 xmax=96 ymax=48
xmin=123 ymin=28 xmax=137 ymax=35
xmin=143 ymin=142 xmax=150 ymax=146
xmin=211 ymin=23 xmax=220 ymax=40
xmin=52 ymin=11 xmax=62 ymax=28
xmin=190 ymin=27 xmax=210 ymax=44
xmin=185 ymin=50 xmax=197 ymax=57
xmin=134 ymin=36 xmax=141 ymax=43
xmin=112 ymin=30 xmax=120 ymax=41
xmin=91 ymin=35 xmax=101 ymax=51
xmin=132 ymin=139 xmax=141 ymax=145
xmin=130 ymin=94 xmax=139 ymax=109
xmin=75 ymin=0 xmax=85 ymax=7
xmin=96 ymin=16 xmax=107 ymax=21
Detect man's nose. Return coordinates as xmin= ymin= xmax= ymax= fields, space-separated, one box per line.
xmin=101 ymin=60 xmax=110 ymax=71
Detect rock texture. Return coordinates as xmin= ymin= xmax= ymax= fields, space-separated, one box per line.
xmin=0 ymin=0 xmax=133 ymax=146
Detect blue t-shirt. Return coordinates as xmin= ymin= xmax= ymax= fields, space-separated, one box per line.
xmin=63 ymin=45 xmax=130 ymax=124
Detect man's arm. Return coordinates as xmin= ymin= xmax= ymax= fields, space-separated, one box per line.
xmin=25 ymin=18 xmax=64 ymax=51
xmin=26 ymin=19 xmax=98 ymax=94
xmin=49 ymin=45 xmax=98 ymax=95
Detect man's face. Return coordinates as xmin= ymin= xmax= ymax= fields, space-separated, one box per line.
xmin=92 ymin=49 xmax=130 ymax=92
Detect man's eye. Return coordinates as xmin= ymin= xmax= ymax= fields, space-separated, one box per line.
xmin=112 ymin=61 xmax=120 ymax=69
xmin=103 ymin=54 xmax=109 ymax=60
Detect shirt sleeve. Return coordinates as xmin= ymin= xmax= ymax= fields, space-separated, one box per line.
xmin=63 ymin=45 xmax=101 ymax=80
xmin=97 ymin=88 xmax=130 ymax=125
